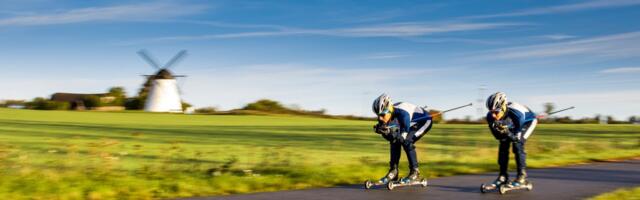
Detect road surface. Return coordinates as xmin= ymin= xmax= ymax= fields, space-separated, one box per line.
xmin=184 ymin=159 xmax=640 ymax=200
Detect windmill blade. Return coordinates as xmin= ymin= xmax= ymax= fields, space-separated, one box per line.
xmin=137 ymin=49 xmax=162 ymax=70
xmin=163 ymin=50 xmax=188 ymax=69
xmin=176 ymin=76 xmax=187 ymax=95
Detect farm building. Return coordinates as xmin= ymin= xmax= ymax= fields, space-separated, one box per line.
xmin=50 ymin=93 xmax=122 ymax=111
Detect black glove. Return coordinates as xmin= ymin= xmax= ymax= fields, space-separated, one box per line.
xmin=393 ymin=132 xmax=409 ymax=144
xmin=374 ymin=124 xmax=391 ymax=135
xmin=508 ymin=132 xmax=521 ymax=142
xmin=492 ymin=122 xmax=509 ymax=135
xmin=374 ymin=124 xmax=399 ymax=142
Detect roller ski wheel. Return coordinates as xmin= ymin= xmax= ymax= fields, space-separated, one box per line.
xmin=420 ymin=178 xmax=428 ymax=187
xmin=498 ymin=180 xmax=533 ymax=195
xmin=386 ymin=178 xmax=427 ymax=190
xmin=387 ymin=181 xmax=396 ymax=190
xmin=363 ymin=179 xmax=390 ymax=189
xmin=499 ymin=184 xmax=507 ymax=195
xmin=480 ymin=182 xmax=501 ymax=193
xmin=364 ymin=180 xmax=373 ymax=189
xmin=480 ymin=184 xmax=488 ymax=193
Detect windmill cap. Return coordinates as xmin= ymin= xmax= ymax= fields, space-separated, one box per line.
xmin=155 ymin=69 xmax=174 ymax=79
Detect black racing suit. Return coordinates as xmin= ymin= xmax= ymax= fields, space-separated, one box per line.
xmin=486 ymin=102 xmax=538 ymax=179
xmin=380 ymin=102 xmax=433 ymax=170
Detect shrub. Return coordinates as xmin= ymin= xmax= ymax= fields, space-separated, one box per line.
xmin=27 ymin=97 xmax=70 ymax=110
xmin=182 ymin=102 xmax=192 ymax=111
xmin=243 ymin=99 xmax=287 ymax=112
xmin=83 ymin=95 xmax=102 ymax=108
xmin=195 ymin=107 xmax=218 ymax=114
xmin=124 ymin=98 xmax=144 ymax=110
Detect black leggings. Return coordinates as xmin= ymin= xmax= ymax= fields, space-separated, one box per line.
xmin=389 ymin=120 xmax=433 ymax=169
xmin=498 ymin=139 xmax=526 ymax=177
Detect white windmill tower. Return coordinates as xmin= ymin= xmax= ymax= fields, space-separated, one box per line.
xmin=137 ymin=50 xmax=187 ymax=113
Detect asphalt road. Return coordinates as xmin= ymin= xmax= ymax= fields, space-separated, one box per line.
xmin=185 ymin=159 xmax=640 ymax=200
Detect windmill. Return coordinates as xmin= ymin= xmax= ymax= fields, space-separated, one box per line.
xmin=137 ymin=49 xmax=187 ymax=113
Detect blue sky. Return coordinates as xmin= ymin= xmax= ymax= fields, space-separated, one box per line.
xmin=1 ymin=0 xmax=639 ymax=119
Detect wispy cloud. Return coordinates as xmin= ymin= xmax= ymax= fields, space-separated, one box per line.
xmin=0 ymin=2 xmax=207 ymax=26
xmin=474 ymin=31 xmax=640 ymax=60
xmin=469 ymin=0 xmax=640 ymax=19
xmin=143 ymin=19 xmax=289 ymax=30
xmin=399 ymin=37 xmax=506 ymax=45
xmin=360 ymin=52 xmax=412 ymax=60
xmin=600 ymin=67 xmax=640 ymax=74
xmin=538 ymin=34 xmax=578 ymax=40
xmin=123 ymin=21 xmax=521 ymax=44
xmin=331 ymin=22 xmax=518 ymax=37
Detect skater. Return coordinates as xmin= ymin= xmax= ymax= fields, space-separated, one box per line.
xmin=485 ymin=92 xmax=537 ymax=189
xmin=372 ymin=94 xmax=433 ymax=185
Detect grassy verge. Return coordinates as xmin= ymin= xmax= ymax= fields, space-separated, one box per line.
xmin=589 ymin=187 xmax=640 ymax=200
xmin=0 ymin=108 xmax=639 ymax=199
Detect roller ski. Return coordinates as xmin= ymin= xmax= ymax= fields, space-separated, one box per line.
xmin=499 ymin=176 xmax=533 ymax=195
xmin=480 ymin=175 xmax=507 ymax=193
xmin=364 ymin=167 xmax=398 ymax=189
xmin=386 ymin=168 xmax=427 ymax=190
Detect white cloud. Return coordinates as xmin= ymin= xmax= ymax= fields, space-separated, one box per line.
xmin=539 ymin=34 xmax=577 ymax=40
xmin=361 ymin=52 xmax=411 ymax=60
xmin=0 ymin=2 xmax=207 ymax=26
xmin=127 ymin=21 xmax=520 ymax=44
xmin=474 ymin=31 xmax=640 ymax=60
xmin=328 ymin=22 xmax=519 ymax=37
xmin=600 ymin=67 xmax=640 ymax=74
xmin=469 ymin=0 xmax=640 ymax=19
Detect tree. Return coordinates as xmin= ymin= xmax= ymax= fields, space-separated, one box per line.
xmin=107 ymin=87 xmax=126 ymax=106
xmin=83 ymin=95 xmax=102 ymax=108
xmin=543 ymin=102 xmax=555 ymax=114
xmin=243 ymin=99 xmax=287 ymax=112
xmin=607 ymin=115 xmax=615 ymax=123
xmin=541 ymin=102 xmax=556 ymax=123
xmin=181 ymin=101 xmax=192 ymax=111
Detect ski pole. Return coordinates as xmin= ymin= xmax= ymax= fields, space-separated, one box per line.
xmin=537 ymin=106 xmax=575 ymax=119
xmin=429 ymin=103 xmax=473 ymax=117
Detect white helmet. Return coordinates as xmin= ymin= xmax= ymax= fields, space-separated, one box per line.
xmin=372 ymin=93 xmax=392 ymax=116
xmin=486 ymin=92 xmax=507 ymax=112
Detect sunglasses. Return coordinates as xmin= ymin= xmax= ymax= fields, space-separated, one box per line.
xmin=378 ymin=108 xmax=391 ymax=116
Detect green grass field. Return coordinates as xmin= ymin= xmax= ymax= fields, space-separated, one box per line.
xmin=590 ymin=187 xmax=640 ymax=200
xmin=1 ymin=108 xmax=639 ymax=199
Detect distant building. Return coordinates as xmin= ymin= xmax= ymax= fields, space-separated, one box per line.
xmin=7 ymin=105 xmax=25 ymax=109
xmin=1 ymin=99 xmax=26 ymax=109
xmin=50 ymin=93 xmax=119 ymax=110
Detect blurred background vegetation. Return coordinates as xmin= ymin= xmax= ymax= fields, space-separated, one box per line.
xmin=0 ymin=108 xmax=638 ymax=199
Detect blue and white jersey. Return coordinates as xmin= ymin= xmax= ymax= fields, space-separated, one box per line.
xmin=487 ymin=102 xmax=538 ymax=140
xmin=391 ymin=102 xmax=433 ymax=139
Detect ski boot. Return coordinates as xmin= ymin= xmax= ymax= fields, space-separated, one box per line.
xmin=480 ymin=175 xmax=508 ymax=193
xmin=364 ymin=167 xmax=398 ymax=189
xmin=499 ymin=171 xmax=533 ymax=194
xmin=387 ymin=168 xmax=427 ymax=190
